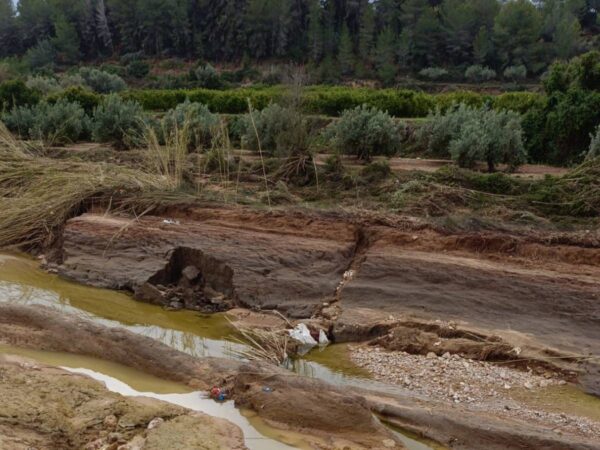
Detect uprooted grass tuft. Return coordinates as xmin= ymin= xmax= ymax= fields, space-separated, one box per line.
xmin=0 ymin=122 xmax=182 ymax=248
xmin=227 ymin=318 xmax=290 ymax=365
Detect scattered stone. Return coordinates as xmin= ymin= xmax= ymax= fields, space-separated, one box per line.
xmin=108 ymin=432 xmax=123 ymax=443
xmin=103 ymin=414 xmax=118 ymax=429
xmin=181 ymin=265 xmax=200 ymax=281
xmin=382 ymin=438 xmax=396 ymax=448
xmin=134 ymin=283 xmax=166 ymax=305
xmin=349 ymin=345 xmax=600 ymax=440
xmin=147 ymin=417 xmax=164 ymax=430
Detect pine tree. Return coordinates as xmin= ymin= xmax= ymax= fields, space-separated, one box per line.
xmin=307 ymin=0 xmax=324 ymax=62
xmin=554 ymin=14 xmax=580 ymax=60
xmin=0 ymin=0 xmax=19 ymax=57
xmin=338 ymin=24 xmax=355 ymax=75
xmin=52 ymin=15 xmax=81 ymax=63
xmin=357 ymin=0 xmax=374 ymax=71
xmin=375 ymin=27 xmax=397 ymax=85
xmin=473 ymin=26 xmax=493 ymax=65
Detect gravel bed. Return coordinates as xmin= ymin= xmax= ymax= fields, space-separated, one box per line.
xmin=351 ymin=345 xmax=600 ymax=439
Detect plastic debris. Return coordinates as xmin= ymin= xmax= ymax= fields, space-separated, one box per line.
xmin=209 ymin=386 xmax=228 ymax=402
xmin=318 ymin=329 xmax=330 ymax=346
xmin=162 ymin=219 xmax=180 ymax=225
xmin=288 ymin=323 xmax=318 ymax=347
xmin=262 ymin=386 xmax=273 ymax=393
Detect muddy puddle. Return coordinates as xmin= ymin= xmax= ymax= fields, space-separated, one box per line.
xmin=0 ymin=344 xmax=305 ymax=450
xmin=0 ymin=253 xmax=394 ymax=390
xmin=0 ymin=252 xmax=436 ymax=450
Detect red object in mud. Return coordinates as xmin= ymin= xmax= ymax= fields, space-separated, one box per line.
xmin=210 ymin=386 xmax=222 ymax=399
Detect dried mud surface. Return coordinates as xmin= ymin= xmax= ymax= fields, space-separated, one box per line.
xmin=0 ymin=354 xmax=245 ymax=450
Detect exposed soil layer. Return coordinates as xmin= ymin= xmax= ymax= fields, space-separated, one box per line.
xmin=51 ymin=208 xmax=599 ymax=374
xmin=0 ymin=354 xmax=245 ymax=450
xmin=55 ymin=211 xmax=356 ymax=318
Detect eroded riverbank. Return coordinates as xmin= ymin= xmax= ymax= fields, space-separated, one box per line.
xmin=2 ymin=251 xmax=600 ymax=449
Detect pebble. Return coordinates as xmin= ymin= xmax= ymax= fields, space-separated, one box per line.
xmin=103 ymin=415 xmax=118 ymax=429
xmin=350 ymin=345 xmax=600 ymax=440
xmin=147 ymin=417 xmax=164 ymax=430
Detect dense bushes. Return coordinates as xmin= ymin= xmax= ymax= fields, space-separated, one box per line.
xmin=162 ymin=100 xmax=219 ymax=150
xmin=123 ymin=87 xmax=280 ymax=113
xmin=91 ymin=94 xmax=146 ymax=148
xmin=120 ymin=86 xmax=540 ymax=119
xmin=522 ymin=52 xmax=600 ymax=165
xmin=78 ymin=67 xmax=127 ymax=93
xmin=46 ymin=87 xmax=101 ymax=114
xmin=323 ymin=105 xmax=404 ymax=160
xmin=3 ymin=99 xmax=89 ymax=144
xmin=418 ymin=104 xmax=526 ymax=171
xmin=0 ymin=80 xmax=40 ymax=109
xmin=464 ymin=65 xmax=496 ymax=82
xmin=302 ymin=87 xmax=434 ymax=117
xmin=492 ymin=92 xmax=545 ymax=114
xmin=127 ymin=60 xmax=150 ymax=79
xmin=193 ymin=63 xmax=222 ymax=89
xmin=449 ymin=109 xmax=526 ymax=172
xmin=240 ymin=103 xmax=310 ymax=156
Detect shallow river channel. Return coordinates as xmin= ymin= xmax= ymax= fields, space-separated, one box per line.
xmin=0 ymin=252 xmax=436 ymax=450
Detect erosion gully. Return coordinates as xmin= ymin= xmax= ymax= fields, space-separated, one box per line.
xmin=0 ymin=252 xmax=433 ymax=450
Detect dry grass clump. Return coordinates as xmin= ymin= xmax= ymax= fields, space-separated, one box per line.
xmin=227 ymin=319 xmax=290 ymax=365
xmin=0 ymin=122 xmax=178 ymax=248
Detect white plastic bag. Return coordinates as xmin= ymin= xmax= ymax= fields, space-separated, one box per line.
xmin=288 ymin=323 xmax=318 ymax=346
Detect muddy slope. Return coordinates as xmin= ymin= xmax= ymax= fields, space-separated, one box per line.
xmin=53 ymin=209 xmax=600 ymax=355
xmin=0 ymin=354 xmax=245 ymax=450
xmin=55 ymin=212 xmax=356 ymax=318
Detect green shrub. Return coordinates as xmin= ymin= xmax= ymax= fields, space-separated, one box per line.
xmin=3 ymin=99 xmax=90 ymax=144
xmin=91 ymin=94 xmax=146 ymax=148
xmin=25 ymin=40 xmax=56 ymax=70
xmin=492 ymin=92 xmax=545 ymax=114
xmin=194 ymin=63 xmax=222 ymax=89
xmin=418 ymin=67 xmax=449 ymax=81
xmin=119 ymin=52 xmax=144 ymax=65
xmin=302 ymin=87 xmax=434 ymax=117
xmin=59 ymin=73 xmax=87 ymax=89
xmin=123 ymin=87 xmax=281 ymax=112
xmin=100 ymin=63 xmax=127 ymax=78
xmin=241 ymin=103 xmax=309 ymax=156
xmin=435 ymin=91 xmax=486 ymax=111
xmin=162 ymin=99 xmax=219 ymax=151
xmin=0 ymin=80 xmax=41 ymax=110
xmin=464 ymin=65 xmax=496 ymax=82
xmin=46 ymin=87 xmax=100 ymax=114
xmin=503 ymin=65 xmax=527 ymax=82
xmin=360 ymin=160 xmax=392 ymax=183
xmin=417 ymin=104 xmax=480 ymax=156
xmin=127 ymin=60 xmax=150 ymax=79
xmin=323 ymin=104 xmax=404 ymax=160
xmin=25 ymin=76 xmax=61 ymax=95
xmin=419 ymin=103 xmax=527 ymax=171
xmin=448 ymin=108 xmax=526 ymax=171
xmin=79 ymin=67 xmax=127 ymax=93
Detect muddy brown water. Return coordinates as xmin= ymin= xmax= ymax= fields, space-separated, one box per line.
xmin=0 ymin=252 xmax=433 ymax=450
